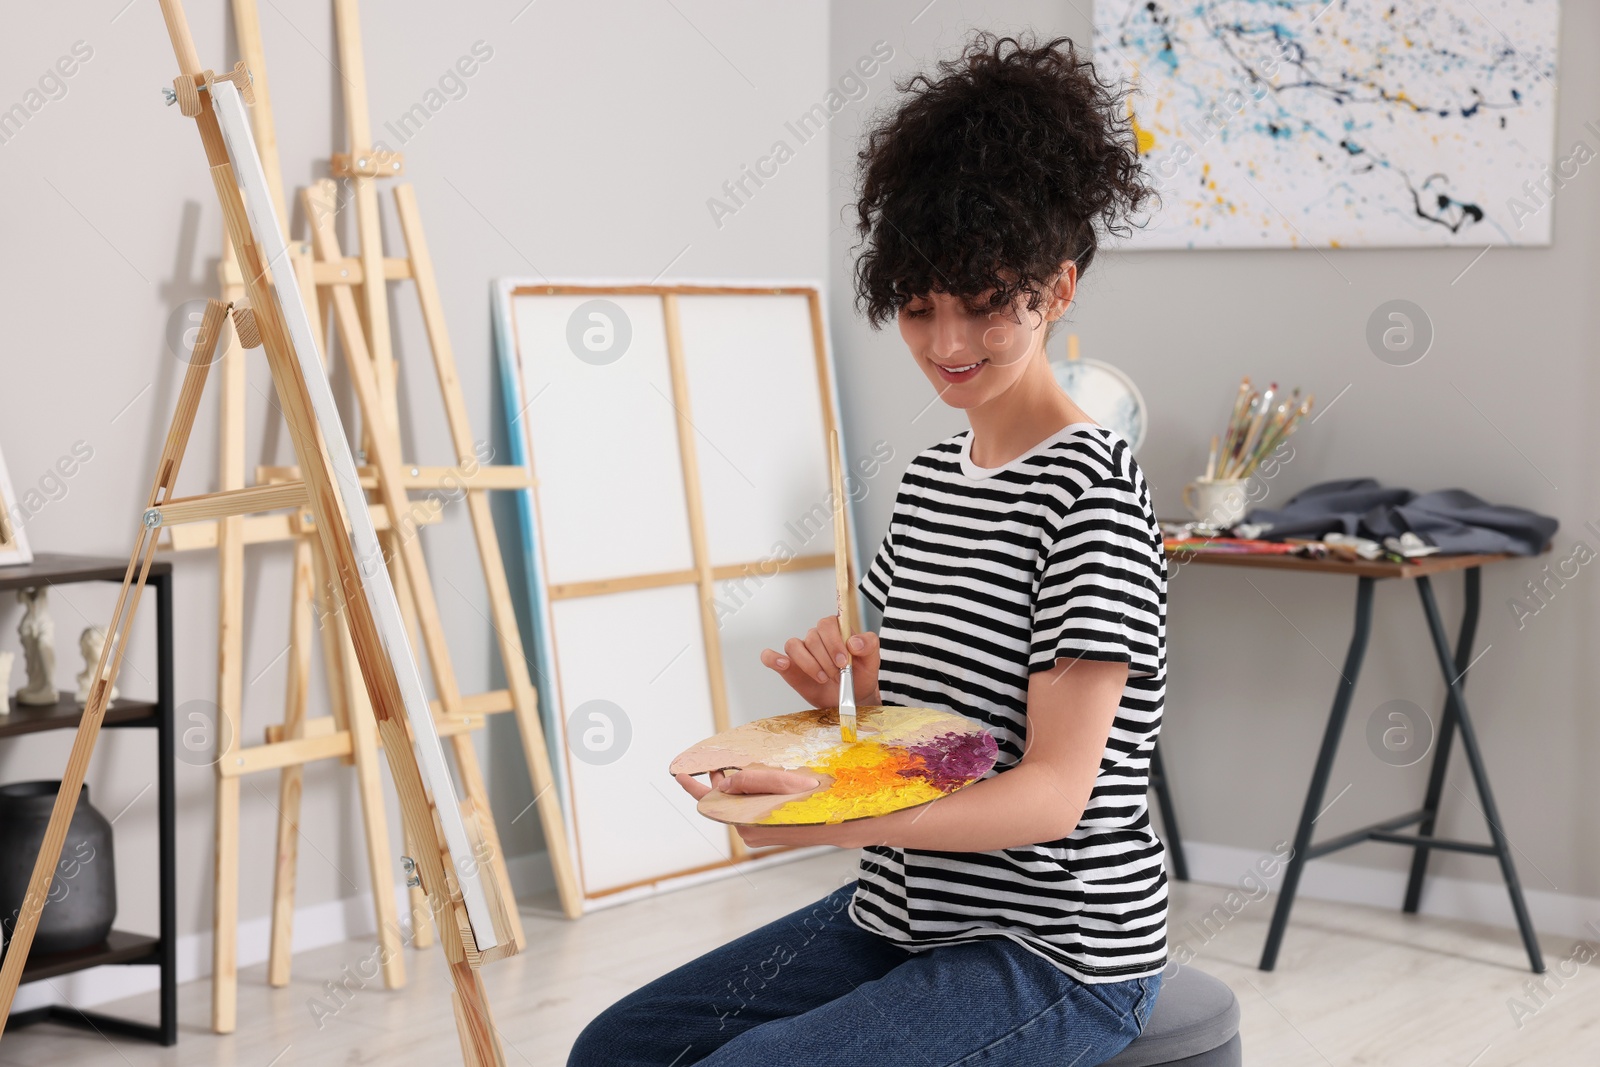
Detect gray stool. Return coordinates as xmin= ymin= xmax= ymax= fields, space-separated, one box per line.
xmin=1103 ymin=967 xmax=1241 ymax=1066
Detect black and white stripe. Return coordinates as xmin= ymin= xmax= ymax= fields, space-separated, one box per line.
xmin=850 ymin=423 xmax=1168 ymax=983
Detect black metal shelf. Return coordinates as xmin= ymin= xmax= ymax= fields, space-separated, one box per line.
xmin=13 ymin=930 xmax=161 ymax=983
xmin=0 ymin=693 xmax=159 ymax=740
xmin=1 ymin=553 xmax=176 ymax=1045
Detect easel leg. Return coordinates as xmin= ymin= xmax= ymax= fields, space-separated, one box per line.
xmin=1415 ymin=575 xmax=1544 ymax=973
xmin=450 ymin=960 xmax=506 ymax=1067
xmin=392 ymin=184 xmax=584 ymax=915
xmin=0 ymin=300 xmax=226 ymax=1036
xmin=339 ymin=620 xmax=407 ymax=988
xmin=310 ymin=532 xmax=353 ymax=742
xmin=211 ymin=307 xmax=248 ymax=1034
xmin=1259 ymin=576 xmax=1376 ymax=971
xmin=451 ymin=734 xmax=524 ymax=947
xmin=470 ymin=485 xmax=582 ymax=917
xmin=385 ymin=528 xmax=435 ymax=949
xmin=404 ymin=827 xmax=435 ymax=949
xmin=268 ymin=535 xmax=316 ymax=986
xmin=1402 ymin=567 xmax=1477 ymax=914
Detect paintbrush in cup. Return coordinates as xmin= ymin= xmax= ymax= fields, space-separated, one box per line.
xmin=829 ymin=430 xmax=857 ymax=743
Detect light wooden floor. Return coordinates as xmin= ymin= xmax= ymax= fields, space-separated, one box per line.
xmin=2 ymin=851 xmax=1595 ymax=1065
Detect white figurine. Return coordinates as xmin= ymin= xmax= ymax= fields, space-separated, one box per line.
xmin=76 ymin=625 xmax=116 ymax=705
xmin=0 ymin=649 xmax=13 ymax=714
xmin=16 ymin=587 xmax=58 ymax=706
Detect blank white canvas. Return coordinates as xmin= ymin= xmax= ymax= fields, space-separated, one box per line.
xmin=511 ymin=295 xmax=694 ymax=585
xmin=506 ymin=283 xmax=847 ymax=902
xmin=676 ymin=295 xmax=835 ymax=567
xmin=715 ymin=568 xmax=837 ymax=728
xmin=551 ymin=585 xmax=728 ymax=895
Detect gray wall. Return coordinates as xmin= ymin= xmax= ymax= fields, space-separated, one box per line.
xmin=830 ymin=1 xmax=1600 ymax=917
xmin=0 ymin=0 xmax=828 ymax=988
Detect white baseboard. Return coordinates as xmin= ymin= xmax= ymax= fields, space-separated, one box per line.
xmin=16 ymin=842 xmax=1597 ymax=1015
xmin=10 ymin=850 xmax=573 ymax=1015
xmin=1181 ymin=840 xmax=1600 ymax=946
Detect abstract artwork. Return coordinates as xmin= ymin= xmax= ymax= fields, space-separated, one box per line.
xmin=1094 ymin=1 xmax=1563 ymax=248
xmin=671 ymin=706 xmax=998 ymax=825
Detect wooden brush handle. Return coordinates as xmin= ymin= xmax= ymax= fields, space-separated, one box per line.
xmin=829 ymin=429 xmax=853 ymax=643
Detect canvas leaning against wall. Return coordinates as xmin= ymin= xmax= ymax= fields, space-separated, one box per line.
xmin=1094 ymin=0 xmax=1563 ymax=249
xmin=494 ymin=281 xmax=866 ymax=908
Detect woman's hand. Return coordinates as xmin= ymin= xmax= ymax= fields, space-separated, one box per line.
xmin=759 ymin=615 xmax=882 ymax=709
xmin=673 ymin=765 xmax=820 ymax=801
xmin=674 ymin=765 xmax=864 ymax=848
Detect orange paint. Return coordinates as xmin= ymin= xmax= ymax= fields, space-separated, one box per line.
xmin=761 ymin=741 xmax=945 ymax=825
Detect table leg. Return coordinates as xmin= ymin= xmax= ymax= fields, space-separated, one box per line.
xmin=1259 ymin=576 xmax=1375 ymax=972
xmin=1414 ymin=575 xmax=1545 ymax=973
xmin=1402 ymin=567 xmax=1478 ymax=914
xmin=1149 ymin=742 xmax=1189 ymax=882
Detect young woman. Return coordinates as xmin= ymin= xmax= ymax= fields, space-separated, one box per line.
xmin=570 ymin=33 xmax=1165 ymax=1067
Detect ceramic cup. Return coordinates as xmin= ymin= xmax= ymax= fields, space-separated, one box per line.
xmin=1182 ymin=478 xmax=1251 ymax=527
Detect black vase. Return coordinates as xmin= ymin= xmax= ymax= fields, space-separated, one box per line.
xmin=0 ymin=781 xmax=117 ymax=955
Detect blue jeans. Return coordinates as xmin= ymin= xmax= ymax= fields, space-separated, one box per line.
xmin=569 ymin=882 xmax=1161 ymax=1067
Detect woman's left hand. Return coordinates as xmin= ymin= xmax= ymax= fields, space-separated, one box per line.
xmin=673 ymin=768 xmax=872 ymax=849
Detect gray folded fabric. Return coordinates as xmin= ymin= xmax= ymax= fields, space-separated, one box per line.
xmin=1241 ymin=478 xmax=1557 ymax=556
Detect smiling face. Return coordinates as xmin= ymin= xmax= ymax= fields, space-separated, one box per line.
xmin=897 ymin=267 xmax=1076 ymax=410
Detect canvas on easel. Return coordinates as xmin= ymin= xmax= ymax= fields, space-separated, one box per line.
xmin=494 ymin=281 xmax=862 ymax=908
xmin=0 ymin=446 xmax=33 ymax=567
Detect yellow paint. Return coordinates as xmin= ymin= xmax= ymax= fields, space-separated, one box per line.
xmin=761 ymin=741 xmax=946 ymax=825
xmin=1129 ymin=100 xmax=1156 ymax=154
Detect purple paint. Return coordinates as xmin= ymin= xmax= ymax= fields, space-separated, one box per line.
xmin=900 ymin=730 xmax=998 ymax=793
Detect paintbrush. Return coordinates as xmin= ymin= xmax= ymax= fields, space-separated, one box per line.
xmin=1232 ymin=392 xmax=1315 ymax=480
xmin=1244 ymin=390 xmax=1301 ymax=472
xmin=1232 ymin=381 xmax=1276 ymax=477
xmin=828 ymin=429 xmax=857 ymax=743
xmin=1217 ymin=378 xmax=1252 ymax=473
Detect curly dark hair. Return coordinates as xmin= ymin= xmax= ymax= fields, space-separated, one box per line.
xmin=852 ymin=33 xmax=1151 ymax=328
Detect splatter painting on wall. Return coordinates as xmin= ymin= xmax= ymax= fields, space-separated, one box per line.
xmin=1094 ymin=1 xmax=1563 ymax=249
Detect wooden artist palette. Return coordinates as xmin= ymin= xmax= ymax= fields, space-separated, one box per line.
xmin=670 ymin=706 xmax=998 ymax=826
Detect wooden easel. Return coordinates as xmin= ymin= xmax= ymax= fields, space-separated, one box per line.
xmin=276 ymin=0 xmax=580 ymax=967
xmin=156 ymin=0 xmax=582 ymax=1031
xmin=1 ymin=6 xmax=518 ymax=1062
xmin=0 ymin=4 xmax=520 ymax=1060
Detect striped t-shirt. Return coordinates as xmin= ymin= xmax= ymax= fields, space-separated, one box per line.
xmin=849 ymin=422 xmax=1169 ymax=983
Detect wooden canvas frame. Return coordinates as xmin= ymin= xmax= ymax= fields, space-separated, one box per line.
xmin=0 ymin=445 xmax=33 ymax=567
xmin=494 ymin=280 xmax=860 ymax=908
